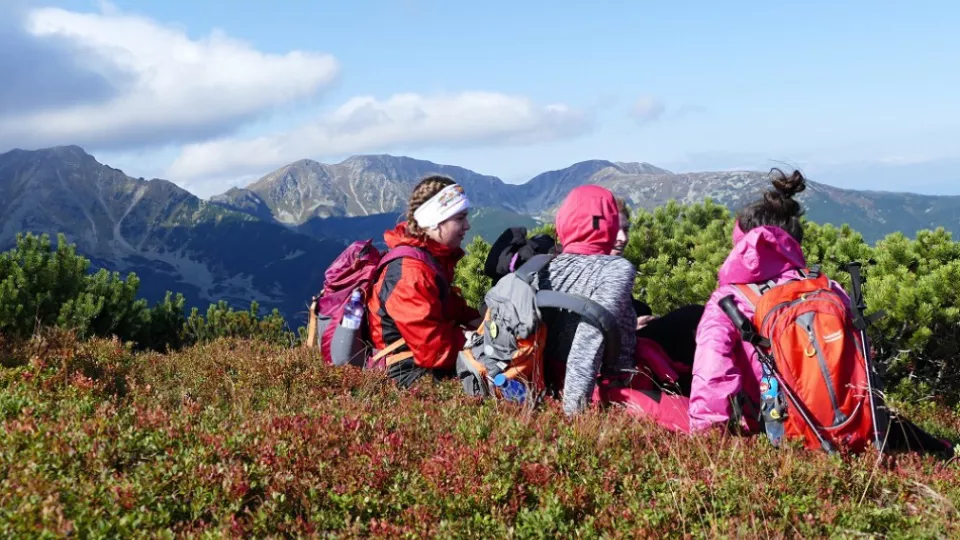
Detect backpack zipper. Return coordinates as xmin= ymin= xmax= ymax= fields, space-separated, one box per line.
xmin=802 ymin=316 xmax=847 ymax=426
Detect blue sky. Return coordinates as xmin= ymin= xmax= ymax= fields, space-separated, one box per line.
xmin=2 ymin=0 xmax=958 ymax=197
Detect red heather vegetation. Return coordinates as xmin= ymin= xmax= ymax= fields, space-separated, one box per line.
xmin=0 ymin=332 xmax=957 ymax=537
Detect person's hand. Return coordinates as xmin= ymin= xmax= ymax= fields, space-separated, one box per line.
xmin=636 ymin=315 xmax=657 ymax=330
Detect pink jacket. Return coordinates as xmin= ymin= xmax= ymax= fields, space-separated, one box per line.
xmin=688 ymin=224 xmax=853 ymax=432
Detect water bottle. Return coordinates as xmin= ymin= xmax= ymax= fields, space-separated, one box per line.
xmin=493 ymin=373 xmax=526 ymax=403
xmin=341 ymin=290 xmax=364 ymax=330
xmin=759 ymin=369 xmax=786 ymax=445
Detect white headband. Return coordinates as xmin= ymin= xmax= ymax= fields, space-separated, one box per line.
xmin=412 ymin=183 xmax=470 ymax=229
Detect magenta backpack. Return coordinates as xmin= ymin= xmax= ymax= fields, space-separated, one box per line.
xmin=315 ymin=239 xmax=443 ymax=367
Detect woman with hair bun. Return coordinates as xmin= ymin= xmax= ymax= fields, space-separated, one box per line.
xmin=366 ymin=175 xmax=482 ymax=388
xmin=688 ymin=168 xmax=837 ymax=432
xmin=687 ymin=169 xmax=954 ymax=457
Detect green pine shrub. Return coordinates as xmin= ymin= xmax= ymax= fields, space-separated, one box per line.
xmin=0 ymin=233 xmax=299 ymax=353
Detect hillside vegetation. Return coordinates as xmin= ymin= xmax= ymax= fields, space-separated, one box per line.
xmin=1 ymin=200 xmax=959 ymax=536
xmin=1 ymin=336 xmax=957 ymax=537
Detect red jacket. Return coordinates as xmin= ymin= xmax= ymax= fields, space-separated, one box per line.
xmin=367 ymin=222 xmax=481 ymax=370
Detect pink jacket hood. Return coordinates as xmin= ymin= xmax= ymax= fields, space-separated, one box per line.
xmin=555 ymin=185 xmax=619 ymax=255
xmin=688 ymin=222 xmax=851 ymax=433
xmin=719 ymin=223 xmax=807 ymax=286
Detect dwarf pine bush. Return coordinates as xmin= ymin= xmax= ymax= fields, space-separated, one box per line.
xmin=0 ymin=233 xmax=298 ymax=354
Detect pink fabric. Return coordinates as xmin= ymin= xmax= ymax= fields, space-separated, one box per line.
xmin=635 ymin=337 xmax=690 ymax=387
xmin=601 ymin=387 xmax=691 ymax=433
xmin=509 ymin=252 xmax=521 ymax=272
xmin=688 ymin=224 xmax=853 ymax=432
xmin=555 ymin=185 xmax=619 ymax=255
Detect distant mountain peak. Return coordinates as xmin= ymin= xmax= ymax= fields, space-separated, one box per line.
xmin=612 ymin=161 xmax=673 ymax=175
xmin=1 ymin=144 xmax=92 ymax=161
xmin=48 ymin=144 xmax=89 ymax=155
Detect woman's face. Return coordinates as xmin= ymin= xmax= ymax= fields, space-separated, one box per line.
xmin=611 ymin=213 xmax=629 ymax=256
xmin=428 ymin=211 xmax=471 ymax=248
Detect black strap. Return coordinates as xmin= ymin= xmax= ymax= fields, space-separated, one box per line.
xmin=535 ymin=289 xmax=622 ymax=369
xmin=513 ymin=253 xmax=622 ymax=367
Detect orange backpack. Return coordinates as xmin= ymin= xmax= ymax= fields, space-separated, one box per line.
xmin=728 ymin=267 xmax=888 ymax=453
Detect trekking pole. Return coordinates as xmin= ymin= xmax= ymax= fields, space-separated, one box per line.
xmin=843 ymin=261 xmax=888 ymax=452
xmin=719 ymin=295 xmax=836 ymax=454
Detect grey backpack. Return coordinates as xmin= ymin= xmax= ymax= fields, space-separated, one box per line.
xmin=456 ymin=254 xmax=621 ymax=403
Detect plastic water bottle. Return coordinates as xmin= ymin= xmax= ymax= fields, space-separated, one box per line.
xmin=493 ymin=373 xmax=526 ymax=403
xmin=341 ymin=290 xmax=364 ymax=330
xmin=759 ymin=371 xmax=786 ymax=445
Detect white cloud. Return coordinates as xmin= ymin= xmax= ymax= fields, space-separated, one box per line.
xmin=630 ymin=95 xmax=666 ymax=125
xmin=0 ymin=4 xmax=339 ymax=150
xmin=167 ymin=91 xmax=591 ymax=191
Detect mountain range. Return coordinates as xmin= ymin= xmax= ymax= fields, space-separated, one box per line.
xmin=3 ymin=145 xmax=960 ymax=326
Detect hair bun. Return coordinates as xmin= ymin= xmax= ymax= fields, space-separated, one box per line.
xmin=769 ymin=168 xmax=806 ymax=198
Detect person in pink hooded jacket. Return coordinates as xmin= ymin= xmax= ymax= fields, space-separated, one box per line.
xmin=689 ymin=169 xmax=853 ymax=433
xmin=689 ymin=170 xmax=955 ymax=457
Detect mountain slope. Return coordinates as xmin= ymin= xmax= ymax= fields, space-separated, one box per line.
xmin=0 ymin=146 xmax=343 ymax=322
xmin=582 ymin=169 xmax=960 ymax=243
xmin=212 ymin=154 xmax=524 ymax=226
xmin=516 ymin=160 xmax=671 ymax=213
xmin=6 ymin=145 xmax=960 ymax=333
xmin=214 ymin=153 xmax=960 ymax=245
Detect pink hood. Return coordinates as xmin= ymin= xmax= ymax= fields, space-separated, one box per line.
xmin=719 ymin=224 xmax=807 ymax=286
xmin=688 ymin=223 xmax=851 ymax=433
xmin=555 ymin=185 xmax=619 ymax=255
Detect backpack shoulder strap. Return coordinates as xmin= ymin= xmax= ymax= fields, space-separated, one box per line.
xmin=534 ymin=289 xmax=622 ymax=371
xmin=734 ymin=280 xmax=774 ymax=310
xmin=513 ymin=253 xmax=556 ymax=285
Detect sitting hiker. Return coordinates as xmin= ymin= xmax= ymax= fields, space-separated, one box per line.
xmin=611 ymin=197 xmax=631 ymax=258
xmin=612 ymin=198 xmax=653 ymax=320
xmin=535 ymin=185 xmax=638 ymax=416
xmin=366 ymin=175 xmax=482 ymax=388
xmin=611 ymin=197 xmax=703 ymax=396
xmin=689 ymin=169 xmax=953 ymax=456
xmin=690 ymin=169 xmax=857 ymax=433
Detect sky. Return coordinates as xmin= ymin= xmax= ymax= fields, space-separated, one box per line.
xmin=1 ymin=0 xmax=959 ymax=198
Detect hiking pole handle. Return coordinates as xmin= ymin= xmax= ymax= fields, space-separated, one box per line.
xmin=844 ymin=261 xmax=867 ymax=313
xmin=719 ymin=295 xmax=770 ymax=348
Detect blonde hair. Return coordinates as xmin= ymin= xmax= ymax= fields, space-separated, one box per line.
xmin=406 ymin=175 xmax=456 ymax=239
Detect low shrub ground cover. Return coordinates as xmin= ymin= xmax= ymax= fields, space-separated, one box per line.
xmin=1 ymin=334 xmax=957 ymax=537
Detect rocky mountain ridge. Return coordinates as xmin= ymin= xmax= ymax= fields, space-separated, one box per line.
xmin=0 ymin=145 xmax=344 ymax=322
xmin=215 ymin=153 xmax=960 ymax=244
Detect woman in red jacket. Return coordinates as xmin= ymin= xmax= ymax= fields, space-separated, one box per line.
xmin=367 ymin=175 xmax=482 ymax=387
